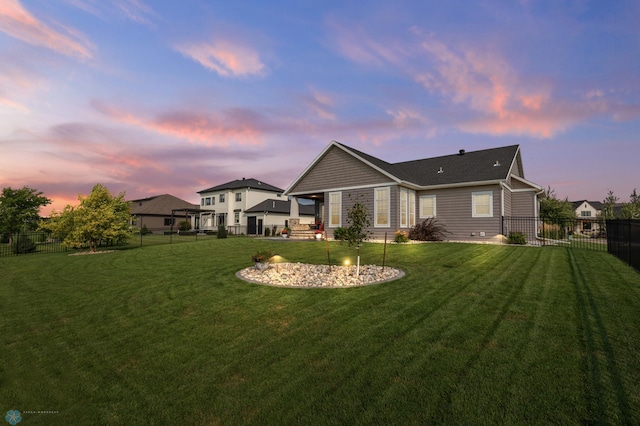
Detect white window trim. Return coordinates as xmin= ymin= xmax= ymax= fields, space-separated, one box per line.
xmin=400 ymin=188 xmax=408 ymax=228
xmin=472 ymin=191 xmax=493 ymax=218
xmin=329 ymin=191 xmax=342 ymax=228
xmin=409 ymin=192 xmax=416 ymax=227
xmin=419 ymin=195 xmax=436 ymax=218
xmin=374 ymin=187 xmax=390 ymax=228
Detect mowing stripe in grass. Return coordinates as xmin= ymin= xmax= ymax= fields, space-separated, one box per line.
xmin=569 ymin=248 xmax=635 ymax=424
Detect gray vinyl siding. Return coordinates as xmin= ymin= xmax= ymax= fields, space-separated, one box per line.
xmin=289 ymin=146 xmax=391 ymax=194
xmin=511 ymin=191 xmax=536 ymax=216
xmin=510 ymin=178 xmax=532 ymax=190
xmin=417 ymin=184 xmax=502 ymax=241
xmin=503 ymin=186 xmax=512 ymax=217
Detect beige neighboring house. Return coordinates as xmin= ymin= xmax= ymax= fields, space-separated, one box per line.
xmin=284 ymin=141 xmax=543 ymax=242
xmin=129 ymin=194 xmax=200 ymax=232
xmin=197 ymin=178 xmax=287 ymax=234
xmin=571 ymin=200 xmax=604 ymax=235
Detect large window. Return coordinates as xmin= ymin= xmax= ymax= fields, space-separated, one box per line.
xmin=235 ymin=193 xmax=242 ymax=202
xmin=399 ymin=188 xmax=416 ymax=228
xmin=204 ymin=197 xmax=211 ymax=206
xmin=420 ymin=195 xmax=436 ymax=218
xmin=329 ymin=192 xmax=341 ymax=227
xmin=234 ymin=212 xmax=240 ymax=224
xmin=219 ymin=194 xmax=225 ymax=203
xmin=472 ymin=191 xmax=493 ymax=217
xmin=374 ymin=187 xmax=390 ymax=227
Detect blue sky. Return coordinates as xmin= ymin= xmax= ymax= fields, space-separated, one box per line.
xmin=1 ymin=0 xmax=638 ymax=214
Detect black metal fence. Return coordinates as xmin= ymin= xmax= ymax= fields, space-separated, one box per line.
xmin=606 ymin=219 xmax=640 ymax=272
xmin=501 ymin=216 xmax=608 ymax=251
xmin=0 ymin=228 xmax=236 ymax=257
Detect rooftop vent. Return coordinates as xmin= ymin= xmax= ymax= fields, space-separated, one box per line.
xmin=459 ymin=149 xmax=465 ymax=155
xmin=494 ymin=161 xmax=501 ymax=167
xmin=437 ymin=167 xmax=444 ymax=174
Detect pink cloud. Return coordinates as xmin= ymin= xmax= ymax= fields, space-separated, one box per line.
xmin=174 ymin=39 xmax=266 ymax=77
xmin=300 ymin=88 xmax=337 ymax=120
xmin=91 ymin=99 xmax=266 ymax=146
xmin=0 ymin=0 xmax=93 ymax=59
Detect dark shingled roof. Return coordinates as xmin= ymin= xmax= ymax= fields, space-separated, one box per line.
xmin=572 ymin=200 xmax=604 ymax=210
xmin=198 ymin=178 xmax=284 ymax=194
xmin=129 ymin=194 xmax=199 ymax=215
xmin=335 ymin=142 xmax=521 ymax=186
xmin=245 ymin=199 xmax=314 ymax=215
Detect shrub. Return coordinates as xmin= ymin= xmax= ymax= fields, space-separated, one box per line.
xmin=508 ymin=232 xmax=527 ymax=245
xmin=409 ymin=218 xmax=449 ymax=241
xmin=394 ymin=230 xmax=409 ymax=243
xmin=1 ymin=233 xmax=9 ymax=244
xmin=13 ymin=234 xmax=36 ymax=254
xmin=265 ymin=228 xmax=271 ymax=237
xmin=251 ymin=250 xmax=274 ymax=263
xmin=178 ymin=220 xmax=192 ymax=232
xmin=140 ymin=224 xmax=153 ymax=235
xmin=333 ymin=227 xmax=349 ymax=241
xmin=217 ymin=225 xmax=228 ymax=239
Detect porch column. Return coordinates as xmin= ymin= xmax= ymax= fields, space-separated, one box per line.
xmin=289 ymin=196 xmax=299 ymax=220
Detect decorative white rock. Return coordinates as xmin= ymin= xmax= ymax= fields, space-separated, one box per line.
xmin=236 ymin=263 xmax=404 ymax=288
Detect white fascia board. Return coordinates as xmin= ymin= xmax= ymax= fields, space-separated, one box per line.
xmin=415 ymin=179 xmax=504 ymax=191
xmin=510 ymin=174 xmax=543 ymax=192
xmin=505 ymin=145 xmax=521 ymax=179
xmin=287 ymin=181 xmax=399 ymax=197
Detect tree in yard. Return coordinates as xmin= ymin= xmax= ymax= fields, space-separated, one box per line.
xmin=345 ymin=195 xmax=370 ymax=247
xmin=41 ymin=184 xmax=131 ymax=252
xmin=345 ymin=194 xmax=371 ymax=277
xmin=621 ymin=188 xmax=640 ymax=219
xmin=539 ymin=186 xmax=574 ymax=223
xmin=0 ymin=186 xmax=51 ymax=244
xmin=602 ymin=190 xmax=619 ymax=220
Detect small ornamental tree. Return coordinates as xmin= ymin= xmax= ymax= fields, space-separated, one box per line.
xmin=0 ymin=186 xmax=51 ymax=244
xmin=345 ymin=195 xmax=371 ymax=276
xmin=41 ymin=184 xmax=131 ymax=252
xmin=345 ymin=196 xmax=370 ymax=247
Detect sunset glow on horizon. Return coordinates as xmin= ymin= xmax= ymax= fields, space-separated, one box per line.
xmin=1 ymin=1 xmax=639 ymax=216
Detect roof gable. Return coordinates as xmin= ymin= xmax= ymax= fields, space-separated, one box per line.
xmin=199 ymin=178 xmax=284 ymax=194
xmin=129 ymin=194 xmax=199 ymax=215
xmin=245 ymin=199 xmax=314 ymax=215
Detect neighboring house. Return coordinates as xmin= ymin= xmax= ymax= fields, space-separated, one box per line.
xmin=571 ymin=200 xmax=604 ymax=234
xmin=197 ymin=178 xmax=286 ymax=233
xmin=245 ymin=199 xmax=315 ymax=235
xmin=284 ymin=141 xmax=543 ymax=242
xmin=129 ymin=194 xmax=200 ymax=232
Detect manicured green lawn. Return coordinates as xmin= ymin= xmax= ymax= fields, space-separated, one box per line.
xmin=1 ymin=239 xmax=639 ymax=424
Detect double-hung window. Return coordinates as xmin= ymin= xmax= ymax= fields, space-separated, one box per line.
xmin=472 ymin=191 xmax=493 ymax=217
xmin=374 ymin=187 xmax=390 ymax=227
xmin=329 ymin=192 xmax=341 ymax=227
xmin=399 ymin=188 xmax=416 ymax=228
xmin=420 ymin=195 xmax=436 ymax=218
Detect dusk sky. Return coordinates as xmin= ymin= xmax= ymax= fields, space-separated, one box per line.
xmin=1 ymin=0 xmax=638 ymax=215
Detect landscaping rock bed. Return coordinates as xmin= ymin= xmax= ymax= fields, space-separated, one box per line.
xmin=237 ymin=263 xmax=404 ymax=288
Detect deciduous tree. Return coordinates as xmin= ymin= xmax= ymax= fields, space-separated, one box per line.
xmin=539 ymin=186 xmax=574 ymax=223
xmin=41 ymin=184 xmax=131 ymax=252
xmin=0 ymin=186 xmax=51 ymax=244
